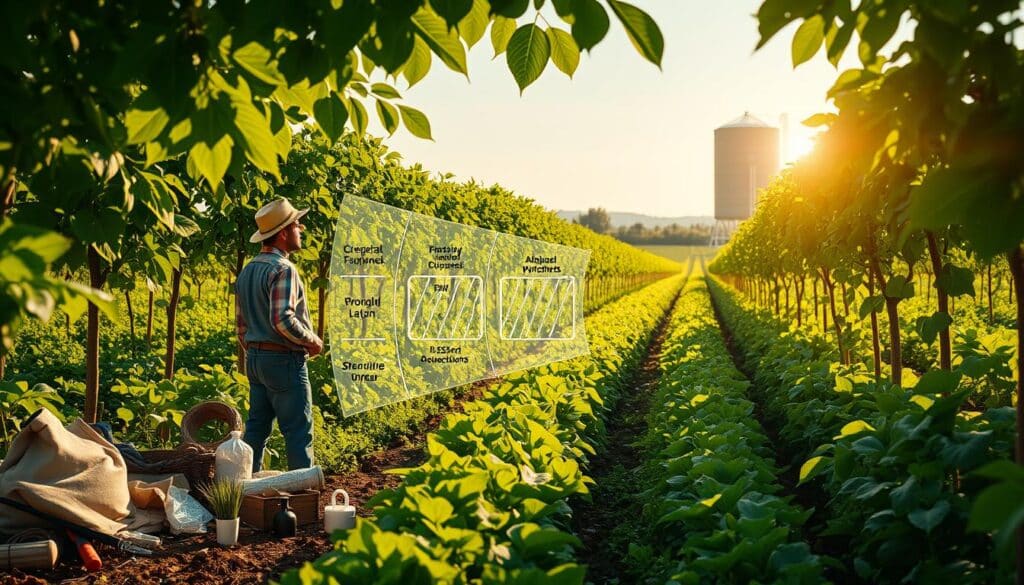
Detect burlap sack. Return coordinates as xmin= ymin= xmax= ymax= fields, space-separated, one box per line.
xmin=0 ymin=409 xmax=130 ymax=535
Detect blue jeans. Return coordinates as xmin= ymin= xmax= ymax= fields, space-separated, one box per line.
xmin=242 ymin=348 xmax=314 ymax=472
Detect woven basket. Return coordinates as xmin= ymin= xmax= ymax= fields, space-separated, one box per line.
xmin=127 ymin=442 xmax=216 ymax=492
xmin=180 ymin=401 xmax=244 ymax=450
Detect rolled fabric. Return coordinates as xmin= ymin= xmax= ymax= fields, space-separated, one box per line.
xmin=240 ymin=466 xmax=324 ymax=495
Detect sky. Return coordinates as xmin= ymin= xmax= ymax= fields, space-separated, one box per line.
xmin=373 ymin=1 xmax=863 ymax=218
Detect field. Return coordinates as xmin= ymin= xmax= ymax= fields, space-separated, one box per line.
xmin=639 ymin=245 xmax=718 ymax=265
xmin=1 ymin=1 xmax=1022 ymax=585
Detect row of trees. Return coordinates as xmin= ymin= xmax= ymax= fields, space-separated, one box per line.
xmin=574 ymin=207 xmax=712 ymax=244
xmin=0 ymin=0 xmax=669 ymax=423
xmin=712 ymin=0 xmax=1023 ymax=576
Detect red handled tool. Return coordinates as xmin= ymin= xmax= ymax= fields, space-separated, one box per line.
xmin=67 ymin=529 xmax=103 ymax=571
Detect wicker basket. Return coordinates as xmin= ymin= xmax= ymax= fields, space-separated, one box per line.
xmin=126 ymin=442 xmax=216 ymax=493
xmin=180 ymin=401 xmax=244 ymax=450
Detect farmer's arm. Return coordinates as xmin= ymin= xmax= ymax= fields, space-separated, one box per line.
xmin=269 ymin=265 xmax=320 ymax=348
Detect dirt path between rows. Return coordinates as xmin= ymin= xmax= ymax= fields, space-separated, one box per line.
xmin=571 ymin=287 xmax=680 ymax=584
xmin=704 ymin=279 xmax=855 ymax=584
xmin=0 ymin=385 xmax=487 ymax=585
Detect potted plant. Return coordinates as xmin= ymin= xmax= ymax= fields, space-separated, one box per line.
xmin=199 ymin=478 xmax=244 ymax=546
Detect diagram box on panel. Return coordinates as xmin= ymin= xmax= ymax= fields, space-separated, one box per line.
xmin=406 ymin=275 xmax=484 ymax=341
xmin=499 ymin=276 xmax=576 ymax=341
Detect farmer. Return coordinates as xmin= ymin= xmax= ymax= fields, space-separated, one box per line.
xmin=235 ymin=197 xmax=324 ymax=471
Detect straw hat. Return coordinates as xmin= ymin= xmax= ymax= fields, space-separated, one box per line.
xmin=250 ymin=198 xmax=309 ymax=243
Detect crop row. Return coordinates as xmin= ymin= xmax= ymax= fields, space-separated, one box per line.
xmin=708 ymin=277 xmax=1017 ymax=583
xmin=626 ymin=278 xmax=825 ymax=584
xmin=278 ymin=275 xmax=686 ymax=584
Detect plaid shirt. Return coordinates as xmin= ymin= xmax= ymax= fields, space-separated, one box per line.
xmin=235 ymin=247 xmax=319 ymax=351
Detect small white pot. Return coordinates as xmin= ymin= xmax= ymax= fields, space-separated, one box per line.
xmin=216 ymin=517 xmax=240 ymax=546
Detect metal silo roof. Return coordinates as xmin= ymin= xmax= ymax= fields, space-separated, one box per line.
xmin=717 ymin=112 xmax=774 ymax=129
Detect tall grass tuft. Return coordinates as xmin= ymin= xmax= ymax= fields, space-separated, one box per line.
xmin=199 ymin=478 xmax=244 ymax=520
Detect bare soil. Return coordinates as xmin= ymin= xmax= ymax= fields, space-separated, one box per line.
xmin=0 ymin=385 xmax=486 ymax=585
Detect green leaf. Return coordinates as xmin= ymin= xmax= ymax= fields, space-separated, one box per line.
xmin=755 ymin=0 xmax=818 ymax=49
xmin=884 ymin=275 xmax=914 ymax=299
xmin=232 ymin=42 xmax=285 ymax=86
xmin=798 ymin=455 xmax=829 ymax=485
xmin=858 ymin=295 xmax=884 ymax=319
xmin=375 ymin=99 xmax=399 ymax=135
xmin=546 ymin=28 xmax=580 ymax=77
xmin=935 ymin=263 xmax=975 ymax=297
xmin=313 ymin=94 xmax=349 ymax=143
xmin=914 ymin=369 xmax=961 ymax=395
xmin=835 ymin=375 xmax=853 ymax=392
xmin=506 ymin=24 xmax=550 ymax=93
xmin=349 ymin=98 xmax=369 ymax=135
xmin=187 ymin=134 xmax=233 ymax=189
xmin=490 ymin=0 xmax=529 ymax=18
xmin=371 ymin=83 xmax=402 ymax=100
xmin=802 ymin=112 xmax=835 ymax=127
xmin=835 ymin=420 xmax=875 ymax=439
xmin=491 ymin=17 xmax=517 ymax=56
xmin=825 ymin=20 xmax=854 ymax=65
xmin=429 ymin=0 xmax=474 ymax=28
xmin=973 ymin=461 xmax=1024 ymax=483
xmin=971 ymin=482 xmax=1024 ymax=553
xmin=15 ymin=231 xmax=72 ymax=264
xmin=571 ymin=0 xmax=609 ymax=51
xmin=125 ymin=97 xmax=170 ymax=145
xmin=826 ymin=68 xmax=879 ymax=99
xmin=607 ymin=0 xmax=663 ymax=67
xmin=914 ymin=311 xmax=953 ymax=345
xmin=857 ymin=2 xmax=902 ymax=62
xmin=402 ymin=36 xmax=433 ymax=87
xmin=227 ymin=91 xmax=281 ymax=180
xmin=412 ymin=7 xmax=468 ymax=75
xmin=908 ymin=500 xmax=950 ymax=534
xmin=398 ymin=105 xmax=432 ymax=140
xmin=791 ymin=15 xmax=825 ymax=67
xmin=458 ymin=0 xmax=490 ymax=48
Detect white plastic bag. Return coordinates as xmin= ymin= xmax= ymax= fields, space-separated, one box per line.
xmin=164 ymin=485 xmax=213 ymax=534
xmin=214 ymin=430 xmax=253 ymax=483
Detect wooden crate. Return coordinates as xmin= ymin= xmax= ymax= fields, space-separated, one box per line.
xmin=240 ymin=490 xmax=320 ymax=530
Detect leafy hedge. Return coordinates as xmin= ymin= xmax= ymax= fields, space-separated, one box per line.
xmin=278 ymin=275 xmax=686 ymax=584
xmin=708 ymin=277 xmax=1017 ymax=583
xmin=627 ymin=278 xmax=825 ymax=584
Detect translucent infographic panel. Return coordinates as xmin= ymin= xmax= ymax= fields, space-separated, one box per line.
xmin=327 ymin=195 xmax=590 ymax=415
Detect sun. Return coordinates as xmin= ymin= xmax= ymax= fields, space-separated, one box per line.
xmin=785 ymin=131 xmax=817 ymax=164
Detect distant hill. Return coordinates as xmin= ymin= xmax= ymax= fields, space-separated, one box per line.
xmin=557 ymin=210 xmax=714 ymax=228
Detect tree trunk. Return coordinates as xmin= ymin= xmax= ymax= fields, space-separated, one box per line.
xmin=987 ymin=263 xmax=994 ymax=323
xmin=822 ymin=268 xmax=847 ymax=364
xmin=1008 ymin=246 xmax=1024 ymax=585
xmin=783 ymin=276 xmax=791 ymax=317
xmin=317 ymin=260 xmax=328 ymax=340
xmin=868 ymin=271 xmax=882 ymax=379
xmin=926 ymin=232 xmax=951 ymax=371
xmin=1 ymin=165 xmax=16 ymax=219
xmin=85 ymin=246 xmax=104 ymax=423
xmin=125 ymin=289 xmax=136 ymax=354
xmin=870 ymin=257 xmax=902 ymax=387
xmin=795 ymin=276 xmax=804 ymax=327
xmin=840 ymin=280 xmax=851 ymax=322
xmin=235 ymin=248 xmax=246 ymax=374
xmin=813 ymin=277 xmax=820 ymax=329
xmin=164 ymin=267 xmax=182 ymax=380
xmin=146 ymin=289 xmax=154 ymax=346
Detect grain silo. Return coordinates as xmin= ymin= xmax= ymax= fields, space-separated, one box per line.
xmin=710 ymin=112 xmax=780 ymax=245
